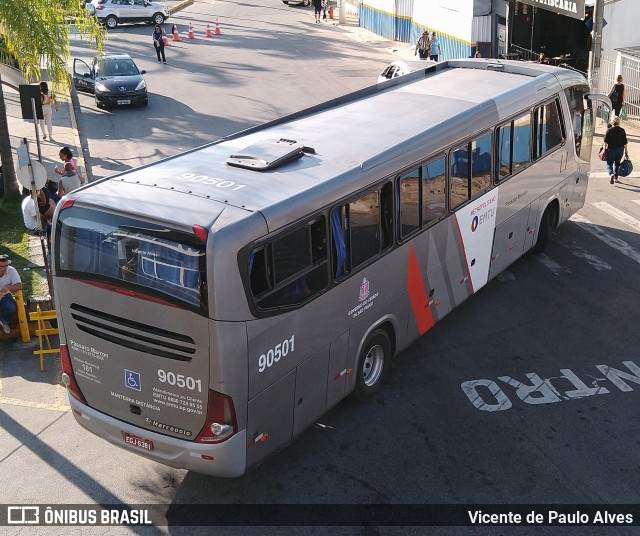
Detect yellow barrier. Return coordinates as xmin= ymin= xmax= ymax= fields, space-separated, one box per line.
xmin=29 ymin=306 xmax=59 ymax=372
xmin=13 ymin=290 xmax=31 ymax=343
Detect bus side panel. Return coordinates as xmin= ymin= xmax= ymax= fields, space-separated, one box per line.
xmin=293 ymin=346 xmax=330 ymax=436
xmin=327 ymin=333 xmax=349 ymax=408
xmin=209 ymin=321 xmax=249 ymax=430
xmin=246 ymin=370 xmax=296 ymax=469
xmin=488 ymin=206 xmax=531 ymax=280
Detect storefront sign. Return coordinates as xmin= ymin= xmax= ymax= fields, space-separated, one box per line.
xmin=517 ymin=0 xmax=586 ymax=21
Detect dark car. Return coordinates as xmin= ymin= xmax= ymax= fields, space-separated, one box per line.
xmin=73 ymin=53 xmax=148 ymax=108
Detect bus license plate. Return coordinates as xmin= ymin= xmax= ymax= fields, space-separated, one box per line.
xmin=123 ymin=432 xmax=154 ymax=451
xmin=117 ymin=99 xmax=131 ymax=105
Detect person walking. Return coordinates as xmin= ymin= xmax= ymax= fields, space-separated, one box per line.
xmin=429 ymin=32 xmax=442 ymax=62
xmin=607 ymin=75 xmax=625 ymax=118
xmin=415 ymin=30 xmax=431 ymax=60
xmin=153 ymin=24 xmax=167 ymax=64
xmin=38 ymin=81 xmax=58 ymax=141
xmin=0 ymin=255 xmax=22 ymax=334
xmin=603 ymin=116 xmax=629 ymax=184
xmin=313 ymin=0 xmax=322 ymax=23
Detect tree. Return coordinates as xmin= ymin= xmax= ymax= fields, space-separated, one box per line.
xmin=0 ymin=0 xmax=105 ymax=200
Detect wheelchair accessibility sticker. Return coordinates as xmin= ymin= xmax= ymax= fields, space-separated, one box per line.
xmin=125 ymin=369 xmax=142 ymax=391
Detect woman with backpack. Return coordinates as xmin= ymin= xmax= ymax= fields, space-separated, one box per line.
xmin=608 ymin=75 xmax=625 ymax=118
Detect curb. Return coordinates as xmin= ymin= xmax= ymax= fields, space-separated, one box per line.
xmin=168 ymin=0 xmax=194 ymax=15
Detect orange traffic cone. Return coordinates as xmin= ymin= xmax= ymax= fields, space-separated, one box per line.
xmin=205 ymin=23 xmax=213 ymax=38
xmin=172 ymin=25 xmax=181 ymax=41
xmin=214 ymin=18 xmax=221 ymax=35
xmin=162 ymin=28 xmax=170 ymax=46
xmin=188 ymin=23 xmax=195 ymax=39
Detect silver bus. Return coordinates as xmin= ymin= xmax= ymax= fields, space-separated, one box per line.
xmin=53 ymin=59 xmax=603 ymax=477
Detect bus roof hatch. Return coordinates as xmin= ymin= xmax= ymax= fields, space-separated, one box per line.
xmin=226 ymin=138 xmax=314 ymax=171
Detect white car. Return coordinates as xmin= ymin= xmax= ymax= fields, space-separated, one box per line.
xmin=283 ymin=0 xmax=311 ymax=6
xmin=86 ymin=0 xmax=170 ymax=29
xmin=377 ymin=60 xmax=436 ymax=84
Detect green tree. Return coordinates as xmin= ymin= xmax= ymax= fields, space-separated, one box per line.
xmin=0 ymin=0 xmax=105 ymax=200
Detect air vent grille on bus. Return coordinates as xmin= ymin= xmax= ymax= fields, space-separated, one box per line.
xmin=69 ymin=304 xmax=196 ymax=362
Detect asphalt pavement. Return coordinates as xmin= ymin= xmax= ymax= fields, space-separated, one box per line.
xmin=1 ymin=4 xmax=640 ymax=521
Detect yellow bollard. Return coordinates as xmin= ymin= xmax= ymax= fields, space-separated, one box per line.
xmin=13 ymin=290 xmax=31 ymax=343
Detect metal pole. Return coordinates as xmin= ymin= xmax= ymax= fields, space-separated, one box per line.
xmin=30 ymin=97 xmax=43 ymax=163
xmin=589 ymin=0 xmax=605 ymax=90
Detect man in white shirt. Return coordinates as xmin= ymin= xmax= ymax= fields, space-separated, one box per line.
xmin=0 ymin=255 xmax=23 ymax=334
xmin=21 ymin=194 xmax=39 ymax=232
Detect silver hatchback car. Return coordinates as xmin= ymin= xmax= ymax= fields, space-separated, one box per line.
xmin=87 ymin=0 xmax=170 ymax=29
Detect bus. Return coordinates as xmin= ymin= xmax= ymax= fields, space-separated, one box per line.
xmin=53 ymin=59 xmax=607 ymax=477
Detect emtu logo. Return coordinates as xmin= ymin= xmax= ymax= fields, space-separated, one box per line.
xmin=471 ymin=215 xmax=479 ymax=232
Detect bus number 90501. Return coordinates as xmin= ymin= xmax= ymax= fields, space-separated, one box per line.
xmin=258 ymin=335 xmax=295 ymax=373
xmin=157 ymin=369 xmax=202 ymax=392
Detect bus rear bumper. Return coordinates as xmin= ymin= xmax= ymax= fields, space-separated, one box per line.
xmin=69 ymin=397 xmax=248 ymax=478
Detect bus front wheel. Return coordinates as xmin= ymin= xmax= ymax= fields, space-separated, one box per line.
xmin=352 ymin=329 xmax=391 ymax=401
xmin=531 ymin=206 xmax=555 ymax=254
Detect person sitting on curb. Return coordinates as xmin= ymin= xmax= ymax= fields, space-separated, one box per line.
xmin=0 ymin=254 xmax=23 ymax=334
xmin=57 ymin=162 xmax=83 ymax=196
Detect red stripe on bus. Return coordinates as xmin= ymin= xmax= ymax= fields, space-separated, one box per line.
xmin=407 ymin=245 xmax=435 ymax=335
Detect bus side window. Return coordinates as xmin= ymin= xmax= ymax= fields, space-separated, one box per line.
xmin=250 ymin=217 xmax=328 ymax=310
xmin=422 ymin=156 xmax=446 ymax=225
xmin=470 ymin=132 xmax=492 ymax=196
xmin=533 ymin=99 xmax=564 ymax=160
xmin=497 ymin=121 xmax=512 ymax=181
xmin=512 ymin=114 xmax=531 ymax=172
xmin=564 ymin=84 xmax=593 ymax=162
xmin=332 ymin=182 xmax=392 ymax=278
xmin=496 ymin=113 xmax=530 ymax=183
xmin=449 ymin=143 xmax=470 ymax=210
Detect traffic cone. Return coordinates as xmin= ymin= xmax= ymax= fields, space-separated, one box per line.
xmin=188 ymin=23 xmax=195 ymax=39
xmin=205 ymin=23 xmax=213 ymax=38
xmin=162 ymin=28 xmax=170 ymax=46
xmin=172 ymin=26 xmax=181 ymax=41
xmin=214 ymin=18 xmax=221 ymax=35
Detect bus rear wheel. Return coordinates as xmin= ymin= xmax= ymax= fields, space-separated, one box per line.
xmin=352 ymin=329 xmax=391 ymax=401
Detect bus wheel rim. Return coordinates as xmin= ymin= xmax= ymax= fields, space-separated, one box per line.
xmin=363 ymin=344 xmax=384 ymax=387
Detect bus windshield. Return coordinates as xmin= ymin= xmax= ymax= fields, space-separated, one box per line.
xmin=56 ymin=207 xmax=207 ymax=310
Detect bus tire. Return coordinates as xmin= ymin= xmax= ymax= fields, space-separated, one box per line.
xmin=531 ymin=206 xmax=553 ymax=254
xmin=352 ymin=329 xmax=391 ymax=401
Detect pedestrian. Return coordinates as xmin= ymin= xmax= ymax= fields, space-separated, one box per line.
xmin=607 ymin=74 xmax=625 ymax=118
xmin=474 ymin=51 xmax=482 ymax=58
xmin=429 ymin=32 xmax=442 ymax=62
xmin=57 ymin=163 xmax=83 ymax=196
xmin=153 ymin=24 xmax=167 ymax=64
xmin=39 ymin=81 xmax=58 ymax=141
xmin=52 ymin=147 xmax=84 ymax=194
xmin=322 ymin=0 xmax=328 ymax=21
xmin=415 ymin=30 xmax=431 ymax=60
xmin=603 ymin=115 xmax=629 ymax=184
xmin=313 ymin=0 xmax=322 ymax=23
xmin=0 ymin=254 xmax=23 ymax=334
xmin=21 ymin=193 xmax=39 ymax=234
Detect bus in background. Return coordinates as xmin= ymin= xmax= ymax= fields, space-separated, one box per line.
xmin=52 ymin=59 xmax=608 ymax=477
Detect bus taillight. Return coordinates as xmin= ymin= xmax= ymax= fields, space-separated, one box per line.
xmin=195 ymin=390 xmax=237 ymax=443
xmin=60 ymin=198 xmax=76 ymax=211
xmin=60 ymin=344 xmax=88 ymax=405
xmin=192 ymin=225 xmax=208 ymax=243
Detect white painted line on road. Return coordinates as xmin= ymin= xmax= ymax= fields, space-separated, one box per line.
xmin=535 ymin=253 xmax=571 ymax=275
xmin=0 ymin=396 xmax=70 ymax=412
xmin=570 ymin=213 xmax=640 ymax=264
xmin=593 ymin=201 xmax=640 ymax=233
xmin=557 ymin=238 xmax=612 ymax=271
xmin=632 ymin=200 xmax=640 ymax=207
